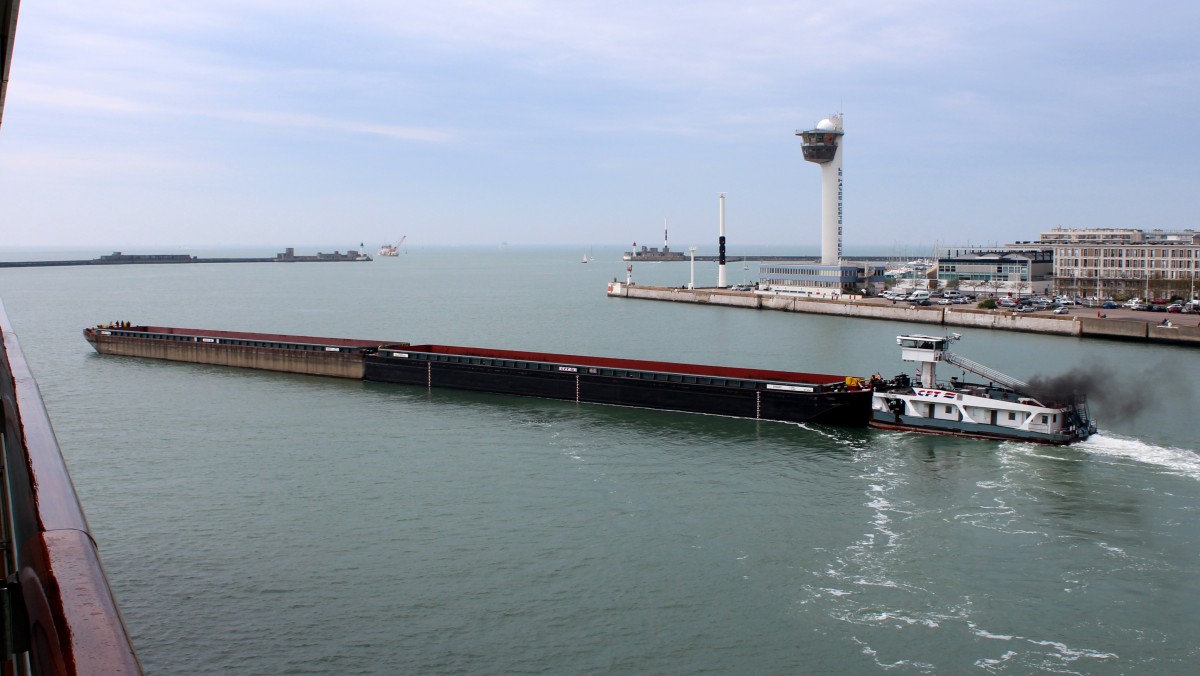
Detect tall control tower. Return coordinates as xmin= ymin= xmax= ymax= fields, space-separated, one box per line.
xmin=755 ymin=115 xmax=881 ymax=297
xmin=796 ymin=114 xmax=844 ymax=266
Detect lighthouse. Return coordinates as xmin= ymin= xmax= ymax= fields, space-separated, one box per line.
xmin=797 ymin=114 xmax=843 ymax=266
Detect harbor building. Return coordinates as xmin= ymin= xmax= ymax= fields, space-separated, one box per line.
xmin=760 ymin=263 xmax=886 ymax=295
xmin=1032 ymin=228 xmax=1199 ymax=299
xmin=935 ymin=248 xmax=1054 ymax=297
xmin=758 ymin=115 xmax=878 ymax=296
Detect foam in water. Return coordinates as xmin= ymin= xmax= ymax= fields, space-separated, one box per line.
xmin=1075 ymin=432 xmax=1200 ymax=480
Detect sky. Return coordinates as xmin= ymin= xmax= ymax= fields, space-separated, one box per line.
xmin=1 ymin=0 xmax=1198 ymax=252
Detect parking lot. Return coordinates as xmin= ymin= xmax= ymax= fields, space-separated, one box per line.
xmin=865 ymin=293 xmax=1200 ymax=326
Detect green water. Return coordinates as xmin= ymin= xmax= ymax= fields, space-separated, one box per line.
xmin=2 ymin=247 xmax=1198 ymax=674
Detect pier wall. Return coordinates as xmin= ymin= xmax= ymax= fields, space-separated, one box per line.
xmin=90 ymin=335 xmax=366 ymax=378
xmin=1077 ymin=317 xmax=1145 ymax=340
xmin=608 ymin=284 xmax=1199 ymax=346
xmin=943 ymin=308 xmax=1079 ymax=335
xmin=604 ymin=285 xmax=758 ymax=309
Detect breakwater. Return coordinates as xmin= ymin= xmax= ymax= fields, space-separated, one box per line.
xmin=606 ymin=283 xmax=1200 ymax=347
xmin=0 ymin=248 xmax=370 ymax=268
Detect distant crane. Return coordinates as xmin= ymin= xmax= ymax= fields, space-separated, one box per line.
xmin=378 ymin=235 xmax=407 ymax=257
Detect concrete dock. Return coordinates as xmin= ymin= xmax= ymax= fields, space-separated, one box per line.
xmin=605 ymin=283 xmax=1200 ymax=347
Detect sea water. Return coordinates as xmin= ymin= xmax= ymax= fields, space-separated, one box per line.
xmin=1 ymin=247 xmax=1198 ymax=674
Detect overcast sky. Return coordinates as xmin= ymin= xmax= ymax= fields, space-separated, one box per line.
xmin=1 ymin=1 xmax=1197 ymax=252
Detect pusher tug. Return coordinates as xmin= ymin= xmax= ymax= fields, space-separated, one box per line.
xmin=871 ymin=334 xmax=1097 ymax=445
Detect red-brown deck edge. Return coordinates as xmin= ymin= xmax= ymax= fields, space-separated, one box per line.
xmin=382 ymin=344 xmax=848 ymax=385
xmin=101 ymin=326 xmax=853 ymax=386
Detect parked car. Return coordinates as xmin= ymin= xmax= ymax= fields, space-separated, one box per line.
xmin=1101 ymin=301 xmax=1118 ymax=309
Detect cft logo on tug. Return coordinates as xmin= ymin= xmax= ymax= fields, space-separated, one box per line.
xmin=914 ymin=389 xmax=958 ymax=399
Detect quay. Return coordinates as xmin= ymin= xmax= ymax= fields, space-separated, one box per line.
xmin=0 ymin=247 xmax=370 ymax=268
xmin=605 ymin=283 xmax=1200 ymax=347
xmin=626 ymin=254 xmax=912 ymax=263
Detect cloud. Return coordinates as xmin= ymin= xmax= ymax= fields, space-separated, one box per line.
xmin=346 ymin=0 xmax=972 ymax=87
xmin=13 ymin=82 xmax=156 ymax=115
xmin=0 ymin=144 xmax=215 ymax=178
xmin=6 ymin=0 xmax=1199 ymax=248
xmin=202 ymin=109 xmax=456 ymax=143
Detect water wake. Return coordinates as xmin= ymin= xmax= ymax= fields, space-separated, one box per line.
xmin=1075 ymin=432 xmax=1200 ymax=480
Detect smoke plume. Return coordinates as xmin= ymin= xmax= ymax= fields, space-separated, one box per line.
xmin=1025 ymin=363 xmax=1183 ymax=424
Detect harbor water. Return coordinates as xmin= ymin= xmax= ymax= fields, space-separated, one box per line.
xmin=1 ymin=247 xmax=1198 ymax=674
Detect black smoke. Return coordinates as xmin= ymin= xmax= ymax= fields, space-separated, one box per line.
xmin=1025 ymin=364 xmax=1180 ymax=424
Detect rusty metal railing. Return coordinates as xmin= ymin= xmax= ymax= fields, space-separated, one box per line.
xmin=0 ymin=300 xmax=142 ymax=674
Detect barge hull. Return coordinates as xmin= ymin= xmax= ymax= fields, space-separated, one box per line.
xmin=84 ymin=326 xmax=873 ymax=429
xmin=365 ymin=349 xmax=872 ymax=426
xmin=85 ymin=326 xmax=384 ymax=379
xmin=869 ymin=412 xmax=1078 ymax=445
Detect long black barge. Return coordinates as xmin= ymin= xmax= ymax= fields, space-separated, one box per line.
xmin=83 ymin=325 xmax=873 ymax=428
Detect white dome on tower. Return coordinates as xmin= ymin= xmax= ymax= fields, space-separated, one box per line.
xmin=816 ymin=118 xmax=837 ymax=131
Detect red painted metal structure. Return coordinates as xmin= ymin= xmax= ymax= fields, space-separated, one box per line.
xmin=1 ymin=302 xmax=142 ymax=674
xmin=3 ymin=4 xmax=140 ymax=671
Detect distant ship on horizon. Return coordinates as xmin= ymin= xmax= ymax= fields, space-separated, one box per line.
xmin=623 ymin=224 xmax=686 ymax=261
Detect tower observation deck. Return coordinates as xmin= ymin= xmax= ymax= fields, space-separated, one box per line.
xmin=796 ymin=114 xmax=845 ymax=266
xmin=797 ymin=118 xmax=843 ymax=163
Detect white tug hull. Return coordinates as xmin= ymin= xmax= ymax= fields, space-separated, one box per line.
xmin=870 ymin=334 xmax=1095 ymax=445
